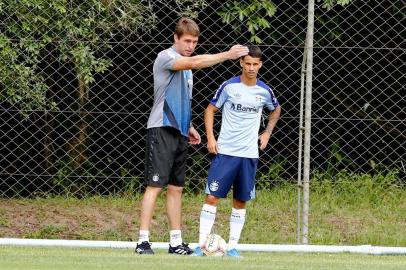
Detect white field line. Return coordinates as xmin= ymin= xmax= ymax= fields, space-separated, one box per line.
xmin=1 ymin=238 xmax=406 ymax=255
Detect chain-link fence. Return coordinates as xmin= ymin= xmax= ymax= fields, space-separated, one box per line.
xmin=1 ymin=0 xmax=405 ymax=241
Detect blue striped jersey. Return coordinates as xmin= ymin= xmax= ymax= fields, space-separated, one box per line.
xmin=211 ymin=76 xmax=279 ymax=158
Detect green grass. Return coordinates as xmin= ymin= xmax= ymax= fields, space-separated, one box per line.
xmin=1 ymin=246 xmax=406 ymax=270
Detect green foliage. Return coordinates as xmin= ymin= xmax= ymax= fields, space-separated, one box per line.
xmin=50 ymin=157 xmax=144 ymax=197
xmin=325 ymin=142 xmax=354 ymax=177
xmin=257 ymin=159 xmax=287 ymax=189
xmin=174 ymin=0 xmax=208 ymax=18
xmin=218 ymin=0 xmax=277 ymax=44
xmin=119 ymin=165 xmax=141 ymax=196
xmin=218 ymin=0 xmax=354 ymax=44
xmin=0 ymin=0 xmax=207 ymax=115
xmin=0 ymin=0 xmax=206 ymax=115
xmin=0 ymin=32 xmax=55 ymax=115
xmin=0 ymin=0 xmax=155 ymax=114
xmin=317 ymin=0 xmax=353 ymax=11
xmin=52 ymin=157 xmax=106 ymax=197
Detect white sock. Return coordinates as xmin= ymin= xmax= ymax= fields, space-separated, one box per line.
xmin=199 ymin=204 xmax=217 ymax=246
xmin=228 ymin=208 xmax=246 ymax=250
xmin=170 ymin=230 xmax=182 ymax=247
xmin=138 ymin=230 xmax=149 ymax=244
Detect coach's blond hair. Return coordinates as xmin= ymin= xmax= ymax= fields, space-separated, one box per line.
xmin=174 ymin=17 xmax=200 ymax=38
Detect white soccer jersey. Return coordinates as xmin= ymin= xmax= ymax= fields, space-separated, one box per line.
xmin=211 ymin=76 xmax=279 ymax=158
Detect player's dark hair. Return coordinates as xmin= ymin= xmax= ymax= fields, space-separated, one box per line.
xmin=174 ymin=17 xmax=200 ymax=38
xmin=243 ymin=45 xmax=262 ymax=60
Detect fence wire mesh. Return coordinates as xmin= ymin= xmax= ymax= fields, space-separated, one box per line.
xmin=1 ymin=0 xmax=404 ymax=207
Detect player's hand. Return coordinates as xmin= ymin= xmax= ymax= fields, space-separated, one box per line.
xmin=227 ymin=45 xmax=249 ymax=60
xmin=258 ymin=131 xmax=271 ymax=151
xmin=188 ymin=126 xmax=201 ymax=145
xmin=206 ymin=138 xmax=218 ymax=154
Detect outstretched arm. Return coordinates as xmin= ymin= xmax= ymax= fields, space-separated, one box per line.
xmin=204 ymin=103 xmax=219 ymax=154
xmin=172 ymin=45 xmax=248 ymax=71
xmin=259 ymin=105 xmax=281 ymax=151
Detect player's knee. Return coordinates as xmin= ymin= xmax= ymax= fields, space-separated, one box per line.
xmin=145 ymin=186 xmax=162 ymax=196
xmin=232 ymin=199 xmax=246 ymax=209
xmin=167 ymin=185 xmax=183 ymax=195
xmin=205 ymin=195 xmax=220 ymax=206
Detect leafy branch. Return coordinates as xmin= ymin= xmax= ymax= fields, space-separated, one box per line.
xmin=218 ymin=0 xmax=353 ymax=44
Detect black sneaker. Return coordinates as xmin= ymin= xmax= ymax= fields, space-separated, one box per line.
xmin=168 ymin=242 xmax=193 ymax=255
xmin=135 ymin=241 xmax=154 ymax=255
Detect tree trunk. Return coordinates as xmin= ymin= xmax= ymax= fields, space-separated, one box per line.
xmin=44 ymin=110 xmax=54 ymax=174
xmin=71 ymin=78 xmax=89 ymax=171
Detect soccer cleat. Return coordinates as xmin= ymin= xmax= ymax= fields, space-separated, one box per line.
xmin=191 ymin=246 xmax=205 ymax=256
xmin=226 ymin=248 xmax=241 ymax=258
xmin=168 ymin=242 xmax=193 ymax=255
xmin=135 ymin=241 xmax=154 ymax=255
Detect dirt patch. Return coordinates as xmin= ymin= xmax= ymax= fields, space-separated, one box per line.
xmin=0 ymin=198 xmax=140 ymax=240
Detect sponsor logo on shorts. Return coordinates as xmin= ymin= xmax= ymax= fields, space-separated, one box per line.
xmin=209 ymin=180 xmax=219 ymax=192
xmin=152 ymin=174 xmax=159 ymax=182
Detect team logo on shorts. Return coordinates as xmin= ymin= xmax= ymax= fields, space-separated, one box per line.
xmin=209 ymin=180 xmax=219 ymax=192
xmin=152 ymin=173 xmax=159 ymax=182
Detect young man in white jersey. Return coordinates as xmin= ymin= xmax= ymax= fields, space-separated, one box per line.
xmin=135 ymin=17 xmax=249 ymax=255
xmin=193 ymin=45 xmax=281 ymax=257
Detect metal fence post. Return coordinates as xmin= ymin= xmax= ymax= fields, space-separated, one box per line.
xmin=297 ymin=39 xmax=307 ymax=244
xmin=302 ymin=0 xmax=315 ymax=245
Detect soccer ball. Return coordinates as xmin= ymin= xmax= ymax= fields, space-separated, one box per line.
xmin=203 ymin=234 xmax=227 ymax=257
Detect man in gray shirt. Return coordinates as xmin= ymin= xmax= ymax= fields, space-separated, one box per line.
xmin=135 ymin=17 xmax=248 ymax=255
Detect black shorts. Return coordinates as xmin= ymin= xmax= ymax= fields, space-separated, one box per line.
xmin=144 ymin=127 xmax=188 ymax=188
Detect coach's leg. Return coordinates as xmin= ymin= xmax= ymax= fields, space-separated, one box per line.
xmin=138 ymin=186 xmax=162 ymax=243
xmin=167 ymin=184 xmax=184 ymax=247
xmin=167 ymin=184 xmax=183 ymax=229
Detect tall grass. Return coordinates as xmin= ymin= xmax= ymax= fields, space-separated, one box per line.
xmin=311 ymin=170 xmax=403 ymax=207
xmin=309 ymin=170 xmax=406 ymax=245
